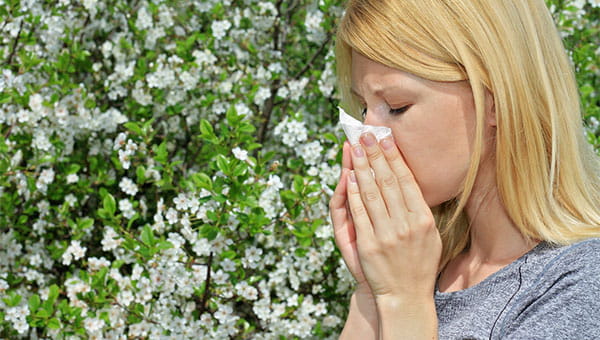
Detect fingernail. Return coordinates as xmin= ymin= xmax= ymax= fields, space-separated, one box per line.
xmin=361 ymin=133 xmax=376 ymax=147
xmin=353 ymin=145 xmax=364 ymax=158
xmin=349 ymin=171 xmax=357 ymax=183
xmin=381 ymin=137 xmax=394 ymax=150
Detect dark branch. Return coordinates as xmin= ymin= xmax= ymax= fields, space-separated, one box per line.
xmin=6 ymin=19 xmax=24 ymax=66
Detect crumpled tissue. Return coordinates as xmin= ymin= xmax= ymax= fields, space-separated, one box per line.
xmin=339 ymin=106 xmax=392 ymax=145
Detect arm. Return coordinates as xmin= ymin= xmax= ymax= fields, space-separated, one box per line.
xmin=376 ymin=295 xmax=438 ymax=340
xmin=339 ymin=287 xmax=379 ymax=340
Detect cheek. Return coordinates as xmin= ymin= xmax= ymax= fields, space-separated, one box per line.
xmin=391 ymin=113 xmax=474 ymax=206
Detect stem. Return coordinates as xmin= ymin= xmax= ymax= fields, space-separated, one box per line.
xmin=198 ymin=251 xmax=213 ymax=313
xmin=6 ymin=19 xmax=23 ymax=66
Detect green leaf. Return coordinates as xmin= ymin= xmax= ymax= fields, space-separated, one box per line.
xmin=200 ymin=119 xmax=215 ymax=138
xmin=293 ymin=175 xmax=304 ymax=193
xmin=141 ymin=225 xmax=155 ymax=246
xmin=154 ymin=141 xmax=168 ymax=164
xmin=78 ymin=217 xmax=94 ymax=230
xmin=216 ymin=154 xmax=230 ymax=174
xmin=103 ymin=193 xmax=116 ymax=216
xmin=47 ymin=284 xmax=59 ymax=305
xmin=28 ymin=294 xmax=41 ymax=312
xmin=3 ymin=291 xmax=21 ymax=307
xmin=192 ymin=173 xmax=213 ymax=191
xmin=124 ymin=122 xmax=142 ymax=135
xmin=200 ymin=224 xmax=219 ymax=241
xmin=156 ymin=241 xmax=173 ymax=251
xmin=136 ymin=165 xmax=146 ymax=183
xmin=35 ymin=308 xmax=51 ymax=318
xmin=47 ymin=318 xmax=61 ymax=329
xmin=66 ymin=163 xmax=81 ymax=174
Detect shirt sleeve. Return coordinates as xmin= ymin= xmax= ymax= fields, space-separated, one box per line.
xmin=497 ymin=240 xmax=600 ymax=339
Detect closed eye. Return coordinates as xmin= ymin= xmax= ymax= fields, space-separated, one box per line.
xmin=390 ymin=105 xmax=411 ymax=116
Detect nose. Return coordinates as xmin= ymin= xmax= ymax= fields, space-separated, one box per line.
xmin=363 ymin=109 xmax=385 ymax=126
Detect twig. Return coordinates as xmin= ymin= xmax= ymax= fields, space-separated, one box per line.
xmin=292 ymin=34 xmax=332 ymax=80
xmin=198 ymin=251 xmax=213 ymax=313
xmin=6 ymin=19 xmax=24 ymax=66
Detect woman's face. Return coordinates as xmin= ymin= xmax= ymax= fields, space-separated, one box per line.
xmin=351 ymin=51 xmax=493 ymax=207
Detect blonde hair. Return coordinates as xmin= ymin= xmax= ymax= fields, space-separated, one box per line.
xmin=336 ymin=0 xmax=600 ymax=267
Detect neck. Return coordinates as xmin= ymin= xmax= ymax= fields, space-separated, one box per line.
xmin=463 ymin=162 xmax=538 ymax=264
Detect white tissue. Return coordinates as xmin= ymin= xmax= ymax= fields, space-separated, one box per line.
xmin=339 ymin=107 xmax=392 ymax=145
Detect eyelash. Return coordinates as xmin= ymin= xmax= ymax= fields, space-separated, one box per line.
xmin=361 ymin=105 xmax=411 ymax=119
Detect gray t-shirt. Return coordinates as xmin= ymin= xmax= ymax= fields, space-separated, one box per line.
xmin=435 ymin=238 xmax=600 ymax=339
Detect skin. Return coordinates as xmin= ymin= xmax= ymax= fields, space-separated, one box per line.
xmin=330 ymin=51 xmax=538 ymax=339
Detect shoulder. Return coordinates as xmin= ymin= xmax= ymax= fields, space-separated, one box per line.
xmin=495 ymin=238 xmax=600 ymax=339
xmin=531 ymin=238 xmax=600 ymax=280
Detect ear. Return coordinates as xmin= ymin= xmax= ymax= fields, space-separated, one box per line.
xmin=485 ymin=90 xmax=496 ymax=127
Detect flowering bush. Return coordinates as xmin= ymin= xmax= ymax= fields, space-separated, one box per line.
xmin=0 ymin=0 xmax=598 ymax=338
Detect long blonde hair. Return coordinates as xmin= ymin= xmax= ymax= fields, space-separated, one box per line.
xmin=336 ymin=0 xmax=600 ymax=267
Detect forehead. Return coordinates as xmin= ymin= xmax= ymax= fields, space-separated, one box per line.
xmin=350 ymin=50 xmax=420 ymax=96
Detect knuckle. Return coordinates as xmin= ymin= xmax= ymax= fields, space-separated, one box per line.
xmin=379 ymin=237 xmax=398 ymax=249
xmin=350 ymin=204 xmax=368 ymax=218
xmin=361 ymin=245 xmax=381 ymax=257
xmin=415 ymin=212 xmax=435 ymax=228
xmin=367 ymin=148 xmax=385 ymax=162
xmin=393 ymin=228 xmax=410 ymax=242
xmin=396 ymin=171 xmax=414 ymax=185
xmin=362 ymin=191 xmax=379 ymax=202
xmin=378 ymin=174 xmax=397 ymax=188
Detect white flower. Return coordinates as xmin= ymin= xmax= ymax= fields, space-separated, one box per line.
xmin=173 ymin=193 xmax=190 ymax=211
xmin=211 ymin=20 xmax=231 ymax=40
xmin=235 ymin=281 xmax=259 ymax=300
xmin=234 ymin=102 xmax=252 ymax=117
xmin=102 ymin=227 xmax=123 ymax=251
xmin=242 ymin=246 xmax=263 ymax=269
xmin=298 ymin=141 xmax=323 ymax=165
xmin=135 ymin=7 xmax=153 ymax=30
xmin=66 ymin=173 xmax=79 ymax=184
xmin=232 ymin=147 xmax=248 ymax=161
xmin=118 ymin=149 xmax=132 ymax=169
xmin=38 ymin=168 xmax=55 ymax=185
xmin=253 ymin=86 xmax=271 ymax=106
xmin=61 ymin=240 xmax=86 ymax=265
xmin=65 ymin=193 xmax=77 ymax=207
xmin=88 ymin=257 xmax=110 ymax=271
xmin=119 ymin=177 xmax=138 ymax=196
xmin=165 ymin=207 xmax=178 ymax=224
xmin=29 ymin=93 xmax=43 ymax=112
xmin=84 ymin=317 xmax=105 ymax=334
xmin=119 ymin=199 xmax=135 ymax=219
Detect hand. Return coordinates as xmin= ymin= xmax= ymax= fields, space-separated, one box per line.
xmin=346 ymin=132 xmax=442 ymax=300
xmin=330 ymin=141 xmax=371 ymax=291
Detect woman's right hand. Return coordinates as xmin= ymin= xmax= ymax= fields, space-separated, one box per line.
xmin=331 ymin=141 xmax=379 ymax=339
xmin=330 ymin=141 xmax=371 ymax=292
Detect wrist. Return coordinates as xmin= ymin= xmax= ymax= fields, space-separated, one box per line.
xmin=375 ymin=295 xmax=438 ymax=340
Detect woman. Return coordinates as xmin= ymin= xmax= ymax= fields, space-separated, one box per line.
xmin=330 ymin=0 xmax=600 ymax=338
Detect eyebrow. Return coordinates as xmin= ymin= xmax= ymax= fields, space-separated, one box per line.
xmin=351 ymin=87 xmax=391 ymax=102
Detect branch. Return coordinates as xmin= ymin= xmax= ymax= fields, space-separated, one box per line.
xmin=198 ymin=251 xmax=214 ymax=313
xmin=5 ymin=19 xmax=24 ymax=66
xmin=292 ymin=34 xmax=332 ymax=80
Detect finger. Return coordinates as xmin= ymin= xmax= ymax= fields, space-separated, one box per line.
xmin=350 ymin=143 xmax=390 ymax=227
xmin=359 ymin=133 xmax=407 ymax=220
xmin=342 ymin=141 xmax=353 ymax=170
xmin=346 ymin=170 xmax=374 ymax=240
xmin=380 ymin=136 xmax=428 ymax=213
xmin=330 ymin=168 xmax=350 ymax=233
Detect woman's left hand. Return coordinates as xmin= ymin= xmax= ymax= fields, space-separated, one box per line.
xmin=347 ymin=132 xmax=442 ymax=302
